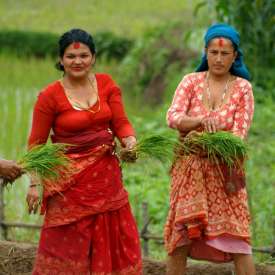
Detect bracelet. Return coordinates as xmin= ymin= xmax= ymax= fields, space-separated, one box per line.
xmin=29 ymin=183 xmax=39 ymax=188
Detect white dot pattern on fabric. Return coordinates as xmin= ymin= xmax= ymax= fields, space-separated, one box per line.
xmin=166 ymin=72 xmax=254 ymax=139
xmin=178 ymin=88 xmax=184 ymax=95
xmin=220 ymin=110 xmax=227 ymax=116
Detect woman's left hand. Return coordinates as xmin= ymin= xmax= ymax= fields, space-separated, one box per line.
xmin=201 ymin=116 xmax=222 ymax=133
xmin=120 ymin=136 xmax=137 ymax=162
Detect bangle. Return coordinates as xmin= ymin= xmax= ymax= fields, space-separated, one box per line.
xmin=29 ymin=183 xmax=38 ymax=188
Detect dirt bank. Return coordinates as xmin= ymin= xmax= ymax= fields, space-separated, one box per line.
xmin=0 ymin=241 xmax=274 ymax=275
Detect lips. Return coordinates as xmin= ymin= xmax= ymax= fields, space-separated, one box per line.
xmin=71 ymin=67 xmax=83 ymax=71
xmin=213 ymin=65 xmax=224 ymax=69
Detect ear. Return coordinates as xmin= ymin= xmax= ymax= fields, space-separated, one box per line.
xmin=204 ymin=47 xmax=208 ymax=59
xmin=233 ymin=51 xmax=238 ymax=61
xmin=91 ymin=55 xmax=96 ymax=65
xmin=59 ymin=57 xmax=64 ymax=66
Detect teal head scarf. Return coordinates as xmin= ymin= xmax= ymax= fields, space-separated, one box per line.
xmin=196 ymin=23 xmax=250 ymax=80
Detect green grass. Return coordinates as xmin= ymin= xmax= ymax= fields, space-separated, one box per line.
xmin=0 ymin=0 xmax=202 ymax=37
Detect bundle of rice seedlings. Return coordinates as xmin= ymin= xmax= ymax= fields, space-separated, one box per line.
xmin=18 ymin=143 xmax=71 ymax=180
xmin=0 ymin=143 xmax=72 ymax=189
xmin=119 ymin=134 xmax=178 ymax=164
xmin=180 ymin=131 xmax=248 ymax=167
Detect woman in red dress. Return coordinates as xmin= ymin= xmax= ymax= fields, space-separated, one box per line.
xmin=26 ymin=29 xmax=142 ymax=275
xmin=164 ymin=24 xmax=255 ymax=275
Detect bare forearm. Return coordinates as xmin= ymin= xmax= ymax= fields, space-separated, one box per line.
xmin=177 ymin=115 xmax=203 ymax=132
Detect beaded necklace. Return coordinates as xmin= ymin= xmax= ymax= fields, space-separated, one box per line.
xmin=206 ymin=72 xmax=230 ymax=111
xmin=61 ymin=74 xmax=100 ymax=113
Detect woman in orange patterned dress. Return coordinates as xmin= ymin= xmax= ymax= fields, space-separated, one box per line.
xmin=164 ymin=24 xmax=256 ymax=275
xmin=26 ymin=29 xmax=142 ymax=275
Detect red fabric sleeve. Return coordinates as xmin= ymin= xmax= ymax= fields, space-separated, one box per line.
xmin=28 ymin=91 xmax=56 ymax=147
xmin=166 ymin=74 xmax=194 ymax=130
xmin=107 ymin=80 xmax=135 ymax=139
xmin=231 ymin=82 xmax=254 ymax=139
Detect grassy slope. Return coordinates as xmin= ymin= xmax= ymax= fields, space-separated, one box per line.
xmin=0 ymin=0 xmax=200 ymax=37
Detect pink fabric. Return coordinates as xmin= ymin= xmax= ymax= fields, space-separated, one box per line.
xmin=188 ymin=237 xmax=252 ymax=262
xmin=175 ymin=224 xmax=251 ymax=262
xmin=206 ymin=235 xmax=252 ymax=254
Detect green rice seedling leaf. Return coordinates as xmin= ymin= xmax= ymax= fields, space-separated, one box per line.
xmin=180 ymin=131 xmax=248 ymax=167
xmin=18 ymin=143 xmax=71 ymax=181
xmin=120 ymin=134 xmax=179 ymax=164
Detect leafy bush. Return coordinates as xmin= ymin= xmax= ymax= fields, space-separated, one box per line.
xmin=0 ymin=30 xmax=58 ymax=58
xmin=95 ymin=31 xmax=134 ymax=60
xmin=121 ymin=21 xmax=198 ymax=105
xmin=0 ymin=30 xmax=133 ymax=60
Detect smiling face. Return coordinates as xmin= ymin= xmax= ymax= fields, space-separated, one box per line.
xmin=206 ymin=37 xmax=237 ymax=77
xmin=60 ymin=42 xmax=95 ymax=79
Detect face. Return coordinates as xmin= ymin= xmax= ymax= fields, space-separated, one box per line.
xmin=206 ymin=37 xmax=237 ymax=76
xmin=60 ymin=42 xmax=95 ymax=78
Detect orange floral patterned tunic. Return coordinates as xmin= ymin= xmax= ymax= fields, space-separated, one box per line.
xmin=164 ymin=71 xmax=254 ymax=262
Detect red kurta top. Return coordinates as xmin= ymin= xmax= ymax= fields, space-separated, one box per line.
xmin=28 ymin=73 xmax=135 ymax=228
xmin=28 ymin=73 xmax=135 ymax=146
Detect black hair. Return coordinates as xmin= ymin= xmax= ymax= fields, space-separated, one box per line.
xmin=55 ymin=28 xmax=96 ymax=71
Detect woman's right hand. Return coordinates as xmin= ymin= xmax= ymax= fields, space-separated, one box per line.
xmin=0 ymin=159 xmax=22 ymax=182
xmin=26 ymin=185 xmax=40 ymax=214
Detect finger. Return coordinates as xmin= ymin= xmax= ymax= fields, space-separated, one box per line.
xmin=26 ymin=193 xmax=32 ymax=203
xmin=28 ymin=202 xmax=33 ymax=214
xmin=210 ymin=119 xmax=216 ymax=133
xmin=33 ymin=203 xmax=39 ymax=214
xmin=28 ymin=199 xmax=37 ymax=214
xmin=204 ymin=118 xmax=212 ymax=132
xmin=4 ymin=175 xmax=10 ymax=181
xmin=201 ymin=120 xmax=207 ymax=131
xmin=27 ymin=198 xmax=33 ymax=211
xmin=213 ymin=120 xmax=218 ymax=132
xmin=27 ymin=196 xmax=36 ymax=210
xmin=6 ymin=169 xmax=17 ymax=180
xmin=13 ymin=167 xmax=21 ymax=175
xmin=206 ymin=121 xmax=212 ymax=133
xmin=214 ymin=118 xmax=220 ymax=132
xmin=210 ymin=120 xmax=216 ymax=133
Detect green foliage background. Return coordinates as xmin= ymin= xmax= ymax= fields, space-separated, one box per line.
xmin=0 ymin=0 xmax=274 ymax=263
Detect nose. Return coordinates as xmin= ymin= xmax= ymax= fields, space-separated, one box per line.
xmin=74 ymin=57 xmax=82 ymax=64
xmin=216 ymin=53 xmax=222 ymax=62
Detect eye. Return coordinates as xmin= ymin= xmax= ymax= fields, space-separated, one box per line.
xmin=221 ymin=52 xmax=231 ymax=56
xmin=65 ymin=55 xmax=75 ymax=59
xmin=209 ymin=50 xmax=218 ymax=55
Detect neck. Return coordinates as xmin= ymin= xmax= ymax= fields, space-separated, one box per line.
xmin=207 ymin=71 xmax=231 ymax=82
xmin=64 ymin=74 xmax=90 ymax=87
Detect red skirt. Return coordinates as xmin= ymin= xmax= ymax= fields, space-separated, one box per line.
xmin=33 ymin=145 xmax=142 ymax=274
xmin=32 ymin=204 xmax=142 ymax=274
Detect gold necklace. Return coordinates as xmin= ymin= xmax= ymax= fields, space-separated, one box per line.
xmin=62 ymin=75 xmax=101 ymax=113
xmin=206 ymin=72 xmax=230 ymax=111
